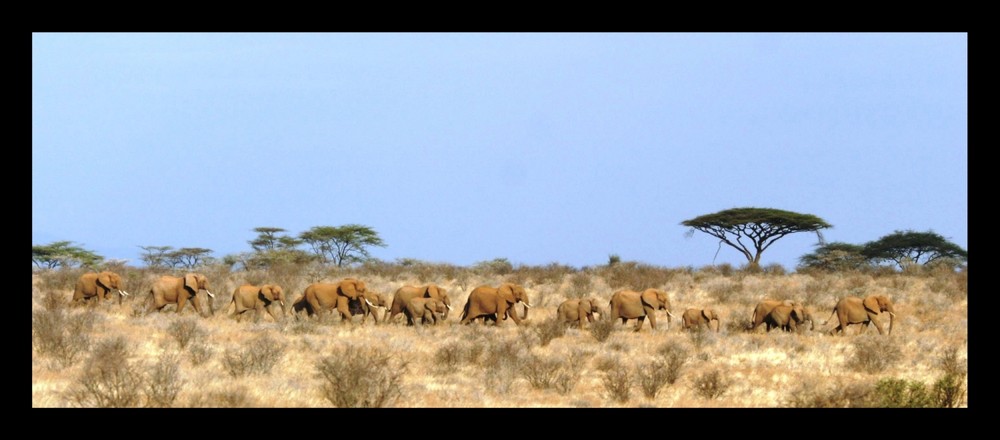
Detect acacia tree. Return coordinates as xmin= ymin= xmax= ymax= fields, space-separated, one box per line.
xmin=798 ymin=242 xmax=869 ymax=272
xmin=862 ymin=230 xmax=967 ymax=270
xmin=166 ymin=248 xmax=214 ymax=269
xmin=32 ymin=241 xmax=104 ymax=269
xmin=139 ymin=246 xmax=174 ymax=269
xmin=682 ymin=207 xmax=831 ymax=269
xmin=299 ymin=224 xmax=386 ymax=267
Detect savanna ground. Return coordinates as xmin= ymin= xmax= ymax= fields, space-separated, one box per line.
xmin=31 ymin=261 xmax=968 ymax=408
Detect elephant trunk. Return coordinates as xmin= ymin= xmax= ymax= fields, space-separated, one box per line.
xmin=279 ymin=300 xmax=287 ymax=319
xmin=887 ymin=306 xmax=895 ymax=335
xmin=443 ymin=303 xmax=452 ymax=320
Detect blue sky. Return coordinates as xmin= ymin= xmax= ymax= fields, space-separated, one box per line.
xmin=32 ymin=33 xmax=967 ymax=269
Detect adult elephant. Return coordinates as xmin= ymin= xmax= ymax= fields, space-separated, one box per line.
xmin=824 ymin=295 xmax=896 ymax=336
xmin=295 ymin=278 xmax=370 ymax=323
xmin=386 ymin=284 xmax=452 ymax=324
xmin=749 ymin=299 xmax=796 ymax=332
xmin=228 ymin=284 xmax=287 ymax=322
xmin=72 ymin=271 xmax=130 ymax=305
xmin=459 ymin=283 xmax=531 ymax=326
xmin=761 ymin=304 xmax=814 ymax=333
xmin=681 ymin=308 xmax=720 ymax=332
xmin=404 ymin=297 xmax=448 ymax=326
xmin=607 ymin=288 xmax=674 ymax=332
xmin=556 ymin=297 xmax=604 ymax=329
xmin=348 ymin=291 xmax=390 ymax=324
xmin=146 ymin=273 xmax=214 ymax=317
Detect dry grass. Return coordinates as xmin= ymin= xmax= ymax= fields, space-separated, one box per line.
xmin=31 ymin=265 xmax=968 ymax=407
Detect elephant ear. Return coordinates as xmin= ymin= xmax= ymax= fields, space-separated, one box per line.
xmin=863 ymin=296 xmax=881 ymax=315
xmin=97 ymin=272 xmax=112 ymax=289
xmin=640 ymin=290 xmax=658 ymax=308
xmin=184 ymin=274 xmax=198 ymax=292
xmin=260 ymin=285 xmax=276 ymax=302
xmin=425 ymin=285 xmax=437 ymax=298
xmin=498 ymin=283 xmax=515 ymax=302
xmin=702 ymin=309 xmax=714 ymax=321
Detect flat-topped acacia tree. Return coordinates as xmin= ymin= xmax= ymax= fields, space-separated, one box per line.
xmin=681 ymin=207 xmax=832 ymax=269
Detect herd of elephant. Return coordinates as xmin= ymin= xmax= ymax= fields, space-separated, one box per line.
xmin=67 ymin=271 xmax=896 ymax=335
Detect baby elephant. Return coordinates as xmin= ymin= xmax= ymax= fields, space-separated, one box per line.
xmin=556 ymin=297 xmax=604 ymax=329
xmin=230 ymin=284 xmax=287 ymax=322
xmin=404 ymin=297 xmax=448 ymax=326
xmin=763 ymin=304 xmax=813 ymax=333
xmin=681 ymin=308 xmax=720 ymax=332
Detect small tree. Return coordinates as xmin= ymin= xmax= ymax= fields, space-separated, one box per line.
xmin=798 ymin=242 xmax=869 ymax=272
xmin=299 ymin=224 xmax=386 ymax=267
xmin=139 ymin=246 xmax=174 ymax=269
xmin=682 ymin=207 xmax=831 ymax=269
xmin=862 ymin=230 xmax=967 ymax=270
xmin=167 ymin=248 xmax=214 ymax=269
xmin=243 ymin=227 xmax=313 ymax=270
xmin=32 ymin=241 xmax=104 ymax=269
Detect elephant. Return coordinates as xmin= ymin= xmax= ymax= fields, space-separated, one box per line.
xmin=556 ymin=297 xmax=605 ymax=329
xmin=607 ymin=288 xmax=674 ymax=332
xmin=292 ymin=278 xmax=370 ymax=323
xmin=146 ymin=273 xmax=214 ymax=317
xmin=760 ymin=304 xmax=814 ymax=333
xmin=227 ymin=284 xmax=287 ymax=322
xmin=681 ymin=308 xmax=720 ymax=332
xmin=824 ymin=295 xmax=896 ymax=336
xmin=72 ymin=271 xmax=130 ymax=305
xmin=749 ymin=299 xmax=796 ymax=332
xmin=386 ymin=284 xmax=452 ymax=324
xmin=459 ymin=283 xmax=531 ymax=326
xmin=347 ymin=291 xmax=390 ymax=324
xmin=403 ymin=297 xmax=448 ymax=326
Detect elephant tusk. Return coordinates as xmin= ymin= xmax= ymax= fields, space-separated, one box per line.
xmin=119 ymin=290 xmax=130 ymax=297
xmin=888 ymin=312 xmax=896 ymax=317
xmin=206 ymin=290 xmax=215 ymax=298
xmin=522 ymin=303 xmax=532 ymax=309
xmin=665 ymin=310 xmax=675 ymax=317
xmin=365 ymin=298 xmax=375 ymax=308
xmin=446 ymin=304 xmax=453 ymax=310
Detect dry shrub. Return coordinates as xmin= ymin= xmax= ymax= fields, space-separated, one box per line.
xmin=520 ymin=353 xmax=564 ymax=390
xmin=37 ymin=268 xmax=85 ymax=293
xmin=656 ymin=341 xmax=689 ymax=385
xmin=66 ymin=336 xmax=145 ymax=408
xmin=188 ymin=387 xmax=257 ymax=408
xmin=145 ymin=352 xmax=183 ymax=408
xmin=188 ymin=342 xmax=214 ymax=366
xmin=589 ymin=318 xmax=616 ymax=343
xmin=934 ymin=346 xmax=967 ymax=407
xmin=705 ymin=277 xmax=743 ymax=303
xmin=783 ymin=378 xmax=873 ymax=408
xmin=40 ymin=289 xmax=67 ymax=311
xmin=600 ymin=359 xmax=633 ymax=403
xmin=691 ymin=369 xmax=730 ymax=399
xmin=222 ymin=333 xmax=286 ymax=377
xmin=531 ymin=318 xmax=567 ymax=347
xmin=482 ymin=338 xmax=524 ymax=395
xmin=513 ymin=263 xmax=575 ymax=286
xmin=32 ymin=308 xmax=97 ymax=370
xmin=568 ymin=272 xmax=593 ymax=298
xmin=315 ymin=345 xmax=410 ymax=408
xmin=599 ymin=262 xmax=676 ymax=290
xmin=636 ymin=359 xmax=672 ymax=399
xmin=687 ymin=326 xmax=716 ymax=350
xmin=166 ymin=317 xmax=203 ymax=349
xmin=432 ymin=340 xmax=480 ymax=374
xmin=553 ymin=350 xmax=590 ymax=395
xmin=847 ymin=335 xmax=903 ymax=374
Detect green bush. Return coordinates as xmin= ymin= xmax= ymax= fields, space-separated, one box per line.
xmin=867 ymin=378 xmax=934 ymax=408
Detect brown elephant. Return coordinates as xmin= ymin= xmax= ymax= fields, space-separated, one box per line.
xmin=760 ymin=304 xmax=813 ymax=333
xmin=749 ymin=299 xmax=796 ymax=332
xmin=228 ymin=284 xmax=287 ymax=322
xmin=556 ymin=297 xmax=605 ymax=329
xmin=824 ymin=295 xmax=896 ymax=335
xmin=459 ymin=283 xmax=531 ymax=326
xmin=292 ymin=278 xmax=369 ymax=323
xmin=72 ymin=271 xmax=130 ymax=305
xmin=348 ymin=291 xmax=389 ymax=324
xmin=386 ymin=284 xmax=452 ymax=324
xmin=607 ymin=288 xmax=674 ymax=332
xmin=681 ymin=308 xmax=720 ymax=332
xmin=146 ymin=273 xmax=214 ymax=316
xmin=403 ymin=297 xmax=448 ymax=326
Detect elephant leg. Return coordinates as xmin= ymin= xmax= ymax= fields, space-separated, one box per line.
xmin=336 ymin=297 xmax=353 ymax=324
xmin=868 ymin=316 xmax=885 ymax=335
xmin=176 ymin=295 xmax=188 ymax=315
xmin=191 ymin=295 xmax=204 ymax=317
xmin=634 ymin=316 xmax=645 ymax=332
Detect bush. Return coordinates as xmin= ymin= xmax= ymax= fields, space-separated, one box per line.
xmin=166 ymin=318 xmax=203 ymax=349
xmin=934 ymin=373 xmax=967 ymax=408
xmin=531 ymin=318 xmax=567 ymax=347
xmin=315 ymin=345 xmax=409 ymax=408
xmin=188 ymin=342 xmax=214 ymax=366
xmin=656 ymin=341 xmax=688 ymax=385
xmin=66 ymin=336 xmax=145 ymax=408
xmin=187 ymin=387 xmax=257 ymax=408
xmin=32 ymin=309 xmax=96 ymax=370
xmin=553 ymin=350 xmax=589 ymax=395
xmin=600 ymin=360 xmax=633 ymax=403
xmin=636 ymin=359 xmax=672 ymax=399
xmin=691 ymin=369 xmax=730 ymax=399
xmin=866 ymin=378 xmax=935 ymax=408
xmin=145 ymin=353 xmax=183 ymax=408
xmin=222 ymin=333 xmax=286 ymax=377
xmin=589 ymin=318 xmax=616 ymax=343
xmin=520 ymin=353 xmax=564 ymax=390
xmin=782 ymin=379 xmax=874 ymax=408
xmin=847 ymin=335 xmax=903 ymax=374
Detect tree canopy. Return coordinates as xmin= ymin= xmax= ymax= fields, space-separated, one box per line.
xmin=299 ymin=224 xmax=386 ymax=267
xmin=32 ymin=241 xmax=104 ymax=269
xmin=682 ymin=207 xmax=832 ymax=268
xmin=798 ymin=242 xmax=869 ymax=271
xmin=862 ymin=230 xmax=967 ymax=270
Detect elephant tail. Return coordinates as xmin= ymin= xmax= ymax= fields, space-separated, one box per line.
xmin=820 ymin=306 xmax=838 ymax=326
xmin=459 ymin=299 xmax=470 ymax=321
